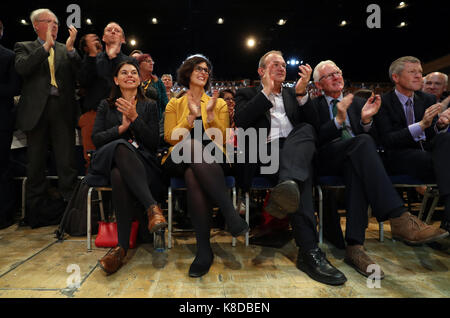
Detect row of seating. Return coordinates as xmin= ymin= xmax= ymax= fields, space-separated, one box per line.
xmin=14 ymin=174 xmax=440 ymax=252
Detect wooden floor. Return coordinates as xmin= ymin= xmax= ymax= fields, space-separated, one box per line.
xmin=0 ymin=218 xmax=449 ymax=298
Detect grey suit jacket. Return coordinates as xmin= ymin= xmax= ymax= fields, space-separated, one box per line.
xmin=14 ymin=39 xmax=80 ymax=131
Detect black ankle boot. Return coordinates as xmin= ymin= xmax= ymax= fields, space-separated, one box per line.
xmin=189 ymin=250 xmax=214 ymax=278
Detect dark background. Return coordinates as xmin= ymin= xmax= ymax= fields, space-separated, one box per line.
xmin=1 ymin=0 xmax=449 ymax=83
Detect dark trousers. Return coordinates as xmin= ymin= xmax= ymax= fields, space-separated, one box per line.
xmin=386 ymin=132 xmax=450 ymax=221
xmin=0 ymin=129 xmax=14 ymax=225
xmin=25 ymin=96 xmax=77 ymax=205
xmin=318 ymin=134 xmax=405 ymax=245
xmin=240 ymin=123 xmax=319 ymax=250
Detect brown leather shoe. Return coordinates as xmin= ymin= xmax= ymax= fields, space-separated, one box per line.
xmin=344 ymin=245 xmax=385 ymax=279
xmin=390 ymin=212 xmax=449 ymax=245
xmin=99 ymin=246 xmax=126 ymax=275
xmin=147 ymin=204 xmax=168 ymax=233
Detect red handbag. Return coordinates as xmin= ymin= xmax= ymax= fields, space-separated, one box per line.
xmin=95 ymin=221 xmax=139 ymax=249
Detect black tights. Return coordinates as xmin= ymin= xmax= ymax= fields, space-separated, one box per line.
xmin=111 ymin=145 xmax=157 ymax=251
xmin=182 ymin=140 xmax=240 ymax=265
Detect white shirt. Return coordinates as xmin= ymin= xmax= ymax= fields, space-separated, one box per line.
xmin=261 ymin=85 xmax=309 ymax=142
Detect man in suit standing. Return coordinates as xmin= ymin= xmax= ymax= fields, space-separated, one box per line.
xmin=0 ymin=20 xmax=21 ymax=229
xmin=235 ymin=50 xmax=347 ymax=286
xmin=374 ymin=56 xmax=450 ymax=246
xmin=78 ymin=23 xmax=133 ymax=169
xmin=14 ymin=9 xmax=80 ymax=226
xmin=311 ymin=60 xmax=448 ymax=278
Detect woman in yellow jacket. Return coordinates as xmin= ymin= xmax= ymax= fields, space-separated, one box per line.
xmin=162 ymin=55 xmax=249 ymax=278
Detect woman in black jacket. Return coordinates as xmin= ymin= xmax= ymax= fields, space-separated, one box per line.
xmin=86 ymin=61 xmax=166 ymax=275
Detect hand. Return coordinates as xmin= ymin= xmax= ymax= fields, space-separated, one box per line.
xmin=437 ymin=108 xmax=450 ymax=129
xmin=187 ymin=90 xmax=201 ymax=117
xmin=261 ymin=63 xmax=275 ymax=96
xmin=335 ymin=94 xmax=354 ymax=125
xmin=43 ymin=26 xmax=55 ymax=52
xmin=295 ymin=63 xmax=312 ymax=95
xmin=206 ymin=90 xmax=219 ymax=123
xmin=439 ymin=95 xmax=450 ymax=113
xmin=118 ymin=113 xmax=131 ymax=134
xmin=65 ymin=25 xmax=77 ymax=52
xmin=106 ymin=42 xmax=121 ymax=59
xmin=85 ymin=34 xmax=100 ymax=57
xmin=116 ymin=97 xmax=138 ymax=122
xmin=419 ymin=103 xmax=441 ymax=130
xmin=361 ymin=93 xmax=381 ymax=124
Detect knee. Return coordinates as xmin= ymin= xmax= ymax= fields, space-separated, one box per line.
xmin=110 ymin=167 xmax=123 ymax=185
xmin=353 ymin=134 xmax=376 ymax=148
xmin=290 ymin=123 xmax=316 ymax=139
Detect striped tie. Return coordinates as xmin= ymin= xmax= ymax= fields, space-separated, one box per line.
xmin=331 ymin=99 xmax=352 ymax=140
xmin=48 ymin=47 xmax=58 ymax=88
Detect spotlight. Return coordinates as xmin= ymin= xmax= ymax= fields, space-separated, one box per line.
xmin=217 ymin=18 xmax=224 ymax=24
xmin=397 ymin=2 xmax=408 ymax=9
xmin=397 ymin=21 xmax=407 ymax=28
xmin=277 ymin=19 xmax=287 ymax=26
xmin=246 ymin=37 xmax=256 ymax=48
xmin=339 ymin=20 xmax=347 ymax=27
xmin=130 ymin=39 xmax=137 ymax=46
xmin=20 ymin=19 xmax=29 ymax=25
xmin=86 ymin=18 xmax=92 ymax=25
xmin=152 ymin=18 xmax=158 ymax=24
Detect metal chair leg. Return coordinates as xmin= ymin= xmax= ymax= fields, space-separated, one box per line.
xmin=87 ymin=187 xmax=93 ymax=251
xmin=168 ymin=187 xmax=173 ymax=249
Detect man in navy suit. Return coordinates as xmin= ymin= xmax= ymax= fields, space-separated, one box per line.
xmin=311 ymin=60 xmax=448 ymax=278
xmin=0 ymin=20 xmax=21 ymax=229
xmin=14 ymin=9 xmax=80 ymax=227
xmin=374 ymin=56 xmax=450 ymax=248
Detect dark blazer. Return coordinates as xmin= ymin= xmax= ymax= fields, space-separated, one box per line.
xmin=374 ymin=90 xmax=437 ymax=150
xmin=92 ymin=98 xmax=160 ymax=157
xmin=87 ymin=98 xmax=161 ymax=189
xmin=310 ymin=95 xmax=377 ymax=147
xmin=0 ymin=45 xmax=21 ymax=131
xmin=14 ymin=40 xmax=80 ymax=131
xmin=234 ymin=85 xmax=318 ymax=133
xmin=78 ymin=51 xmax=134 ymax=112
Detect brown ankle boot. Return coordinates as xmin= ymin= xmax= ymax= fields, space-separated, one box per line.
xmin=99 ymin=246 xmax=126 ymax=275
xmin=147 ymin=204 xmax=168 ymax=233
xmin=390 ymin=212 xmax=449 ymax=245
xmin=344 ymin=245 xmax=385 ymax=279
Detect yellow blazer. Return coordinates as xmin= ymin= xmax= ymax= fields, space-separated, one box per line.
xmin=162 ymin=92 xmax=230 ymax=165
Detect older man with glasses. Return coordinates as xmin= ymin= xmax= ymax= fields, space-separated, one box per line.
xmin=310 ymin=60 xmax=448 ymax=279
xmin=14 ymin=8 xmax=80 ymax=227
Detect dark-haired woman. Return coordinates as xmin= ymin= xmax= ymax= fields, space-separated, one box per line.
xmin=86 ymin=61 xmax=167 ymax=275
xmin=162 ymin=55 xmax=249 ymax=277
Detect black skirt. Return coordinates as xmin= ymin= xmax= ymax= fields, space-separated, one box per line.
xmin=84 ymin=139 xmax=164 ymax=200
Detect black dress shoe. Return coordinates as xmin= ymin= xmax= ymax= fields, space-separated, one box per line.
xmin=265 ymin=180 xmax=300 ymax=219
xmin=296 ymin=247 xmax=347 ymax=286
xmin=228 ymin=216 xmax=249 ymax=237
xmin=189 ymin=252 xmax=214 ymax=278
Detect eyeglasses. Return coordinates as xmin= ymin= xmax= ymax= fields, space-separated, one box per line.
xmin=143 ymin=59 xmax=155 ymax=64
xmin=194 ymin=65 xmax=210 ymax=75
xmin=319 ymin=70 xmax=342 ymax=81
xmin=37 ymin=19 xmax=59 ymax=26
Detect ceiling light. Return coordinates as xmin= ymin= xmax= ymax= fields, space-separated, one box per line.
xmin=217 ymin=18 xmax=224 ymax=24
xmin=20 ymin=19 xmax=29 ymax=25
xmin=277 ymin=19 xmax=287 ymax=26
xmin=86 ymin=18 xmax=92 ymax=25
xmin=246 ymin=37 xmax=256 ymax=48
xmin=397 ymin=21 xmax=407 ymax=28
xmin=130 ymin=39 xmax=137 ymax=46
xmin=397 ymin=2 xmax=408 ymax=9
xmin=152 ymin=18 xmax=158 ymax=24
xmin=339 ymin=20 xmax=347 ymax=27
